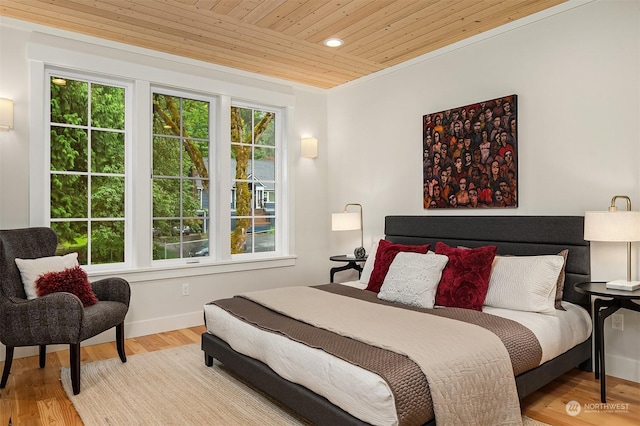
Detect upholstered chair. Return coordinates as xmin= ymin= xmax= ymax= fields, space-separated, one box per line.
xmin=0 ymin=227 xmax=130 ymax=395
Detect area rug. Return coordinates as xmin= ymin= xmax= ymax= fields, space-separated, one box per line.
xmin=61 ymin=343 xmax=308 ymax=425
xmin=62 ymin=343 xmax=548 ymax=425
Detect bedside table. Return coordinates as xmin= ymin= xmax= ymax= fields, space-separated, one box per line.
xmin=329 ymin=255 xmax=367 ymax=283
xmin=574 ymin=281 xmax=640 ymax=403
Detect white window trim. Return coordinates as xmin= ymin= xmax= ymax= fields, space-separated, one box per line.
xmin=27 ymin=36 xmax=295 ymax=276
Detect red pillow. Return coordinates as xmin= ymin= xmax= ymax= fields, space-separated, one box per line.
xmin=35 ymin=265 xmax=98 ymax=307
xmin=366 ymin=239 xmax=430 ymax=293
xmin=434 ymin=242 xmax=497 ymax=311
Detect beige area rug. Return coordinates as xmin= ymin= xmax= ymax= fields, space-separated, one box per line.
xmin=62 ymin=343 xmax=548 ymax=425
xmin=61 ymin=343 xmax=308 ymax=425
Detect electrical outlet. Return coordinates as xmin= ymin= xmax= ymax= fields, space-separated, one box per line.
xmin=182 ymin=283 xmax=190 ymax=296
xmin=611 ymin=313 xmax=623 ymax=331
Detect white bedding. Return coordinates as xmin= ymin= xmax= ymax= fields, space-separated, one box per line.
xmin=204 ymin=281 xmax=592 ymax=426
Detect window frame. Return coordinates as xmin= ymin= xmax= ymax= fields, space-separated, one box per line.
xmin=28 ymin=52 xmax=294 ymax=279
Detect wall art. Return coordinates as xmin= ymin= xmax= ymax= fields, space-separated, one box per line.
xmin=422 ymin=94 xmax=517 ymax=209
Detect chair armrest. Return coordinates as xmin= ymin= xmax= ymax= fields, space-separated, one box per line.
xmin=91 ymin=277 xmax=131 ymax=306
xmin=0 ymin=293 xmax=84 ymax=346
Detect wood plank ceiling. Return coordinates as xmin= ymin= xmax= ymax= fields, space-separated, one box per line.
xmin=0 ymin=0 xmax=566 ymax=89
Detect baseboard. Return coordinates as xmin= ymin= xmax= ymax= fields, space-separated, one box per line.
xmin=125 ymin=310 xmax=204 ymax=339
xmin=605 ymin=353 xmax=640 ymax=383
xmin=0 ymin=311 xmax=204 ymax=362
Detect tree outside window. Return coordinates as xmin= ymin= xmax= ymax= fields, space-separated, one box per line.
xmin=231 ymin=106 xmax=276 ymax=255
xmin=152 ymin=93 xmax=210 ymax=260
xmin=50 ymin=76 xmax=126 ymax=265
xmin=47 ymin=69 xmax=284 ymax=268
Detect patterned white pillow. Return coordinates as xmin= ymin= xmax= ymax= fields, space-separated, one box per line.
xmin=484 ymin=255 xmax=564 ymax=315
xmin=15 ymin=252 xmax=79 ymax=299
xmin=378 ymin=251 xmax=449 ymax=309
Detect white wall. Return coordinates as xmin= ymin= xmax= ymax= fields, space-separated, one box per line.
xmin=0 ymin=21 xmax=332 ymax=360
xmin=327 ymin=0 xmax=640 ymax=382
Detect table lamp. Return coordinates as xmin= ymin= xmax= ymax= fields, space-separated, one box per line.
xmin=332 ymin=203 xmax=365 ymax=259
xmin=584 ymin=195 xmax=640 ymax=291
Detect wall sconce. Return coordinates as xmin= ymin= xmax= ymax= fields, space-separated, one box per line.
xmin=584 ymin=195 xmax=640 ymax=291
xmin=301 ymin=137 xmax=318 ymax=159
xmin=332 ymin=203 xmax=365 ymax=258
xmin=0 ymin=98 xmax=14 ymax=131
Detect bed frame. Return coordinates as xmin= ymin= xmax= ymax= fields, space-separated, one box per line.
xmin=202 ymin=215 xmax=592 ymax=425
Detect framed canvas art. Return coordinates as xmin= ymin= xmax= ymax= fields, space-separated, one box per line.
xmin=422 ymin=94 xmax=517 ymax=209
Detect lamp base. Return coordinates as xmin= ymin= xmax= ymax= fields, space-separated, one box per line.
xmin=606 ymin=280 xmax=640 ymax=291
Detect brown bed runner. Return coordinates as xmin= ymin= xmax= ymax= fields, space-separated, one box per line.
xmin=210 ymin=284 xmax=542 ymax=425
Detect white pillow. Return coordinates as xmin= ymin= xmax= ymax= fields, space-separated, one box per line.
xmin=484 ymin=255 xmax=564 ymax=315
xmin=358 ymin=240 xmax=379 ymax=284
xmin=15 ymin=252 xmax=79 ymax=299
xmin=377 ymin=251 xmax=448 ymax=309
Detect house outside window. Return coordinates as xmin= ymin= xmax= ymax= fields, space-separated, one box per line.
xmin=231 ymin=105 xmax=277 ymax=255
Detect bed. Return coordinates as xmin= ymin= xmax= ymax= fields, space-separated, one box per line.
xmin=202 ymin=215 xmax=592 ymax=425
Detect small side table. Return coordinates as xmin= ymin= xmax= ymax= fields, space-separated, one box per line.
xmin=330 ymin=255 xmax=367 ymax=283
xmin=574 ymin=281 xmax=640 ymax=403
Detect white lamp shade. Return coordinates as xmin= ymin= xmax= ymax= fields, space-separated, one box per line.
xmin=301 ymin=137 xmax=318 ymax=158
xmin=0 ymin=98 xmax=13 ymax=131
xmin=331 ymin=212 xmax=361 ymax=231
xmin=584 ymin=211 xmax=640 ymax=242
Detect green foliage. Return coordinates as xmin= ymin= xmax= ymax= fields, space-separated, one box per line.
xmin=50 ymin=77 xmax=125 ymax=264
xmin=91 ymin=84 xmax=125 ymax=129
xmin=230 ymin=108 xmax=275 ymax=160
xmin=91 ymin=221 xmax=124 ymax=263
xmin=50 ymin=77 xmax=279 ymax=263
xmin=50 ymin=79 xmax=214 ymax=263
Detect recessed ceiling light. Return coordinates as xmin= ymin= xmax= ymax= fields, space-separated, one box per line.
xmin=52 ymin=78 xmax=67 ymax=86
xmin=323 ymin=38 xmax=343 ymax=48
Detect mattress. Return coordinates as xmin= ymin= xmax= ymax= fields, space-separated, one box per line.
xmin=204 ymin=281 xmax=591 ymax=426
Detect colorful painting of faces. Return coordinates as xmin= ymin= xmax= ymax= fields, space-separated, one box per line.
xmin=422 ymin=95 xmax=517 ymax=209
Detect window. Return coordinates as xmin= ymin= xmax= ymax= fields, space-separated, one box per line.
xmin=231 ymin=106 xmax=277 ymax=255
xmin=49 ymin=74 xmax=127 ymax=266
xmin=151 ymin=91 xmax=211 ymax=260
xmin=38 ymin=60 xmax=290 ymax=275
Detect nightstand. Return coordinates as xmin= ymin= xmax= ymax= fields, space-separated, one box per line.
xmin=574 ymin=281 xmax=640 ymax=403
xmin=329 ymin=255 xmax=367 ymax=283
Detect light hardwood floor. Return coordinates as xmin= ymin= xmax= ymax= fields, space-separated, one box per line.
xmin=1 ymin=325 xmax=638 ymax=425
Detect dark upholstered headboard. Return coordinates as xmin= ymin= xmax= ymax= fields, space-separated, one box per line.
xmin=384 ymin=216 xmax=590 ymax=308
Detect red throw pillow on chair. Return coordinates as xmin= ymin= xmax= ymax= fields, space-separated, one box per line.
xmin=36 ymin=265 xmax=98 ymax=307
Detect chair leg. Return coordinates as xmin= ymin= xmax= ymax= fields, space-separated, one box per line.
xmin=70 ymin=343 xmax=81 ymax=395
xmin=116 ymin=322 xmax=127 ymax=363
xmin=39 ymin=345 xmax=47 ymax=368
xmin=1 ymin=346 xmax=14 ymax=388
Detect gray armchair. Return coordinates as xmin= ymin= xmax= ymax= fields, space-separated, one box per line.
xmin=0 ymin=227 xmax=130 ymax=395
